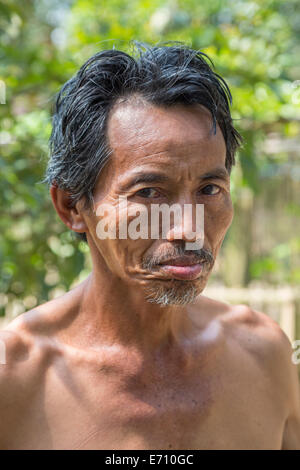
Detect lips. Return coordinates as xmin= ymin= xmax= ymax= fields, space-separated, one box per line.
xmin=158 ymin=256 xmax=204 ymax=280
xmin=159 ymin=256 xmax=203 ymax=266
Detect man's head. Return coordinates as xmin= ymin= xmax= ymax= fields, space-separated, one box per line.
xmin=47 ymin=43 xmax=242 ymax=306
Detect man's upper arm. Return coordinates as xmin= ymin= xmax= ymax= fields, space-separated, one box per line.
xmin=280 ymin=332 xmax=300 ymax=449
xmin=240 ymin=306 xmax=300 ymax=450
xmin=0 ymin=327 xmax=32 ymax=449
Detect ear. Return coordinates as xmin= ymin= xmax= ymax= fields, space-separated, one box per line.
xmin=50 ymin=184 xmax=88 ymax=234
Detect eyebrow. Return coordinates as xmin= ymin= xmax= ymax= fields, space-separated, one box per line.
xmin=120 ymin=172 xmax=169 ymax=191
xmin=120 ymin=167 xmax=229 ymax=191
xmin=200 ymin=167 xmax=230 ymax=181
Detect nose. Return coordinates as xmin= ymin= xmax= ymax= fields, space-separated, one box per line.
xmin=165 ymin=203 xmax=204 ymax=245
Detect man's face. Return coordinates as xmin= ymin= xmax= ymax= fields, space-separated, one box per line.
xmin=81 ymin=99 xmax=233 ymax=305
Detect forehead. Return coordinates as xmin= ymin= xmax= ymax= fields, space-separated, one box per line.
xmin=106 ymin=99 xmax=226 ymax=176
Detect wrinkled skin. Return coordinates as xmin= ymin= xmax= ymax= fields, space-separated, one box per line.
xmin=0 ymin=101 xmax=299 ymax=450
xmin=80 ymin=100 xmax=233 ymax=307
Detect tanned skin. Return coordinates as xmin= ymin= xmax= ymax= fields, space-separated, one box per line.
xmin=0 ymin=102 xmax=299 ymax=450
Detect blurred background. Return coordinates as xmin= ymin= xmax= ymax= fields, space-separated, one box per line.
xmin=0 ymin=0 xmax=299 ymax=368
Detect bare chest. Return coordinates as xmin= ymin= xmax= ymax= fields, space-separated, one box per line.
xmin=6 ymin=353 xmax=286 ymax=450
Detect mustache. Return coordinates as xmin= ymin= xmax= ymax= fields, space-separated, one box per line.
xmin=142 ymin=244 xmax=214 ymax=270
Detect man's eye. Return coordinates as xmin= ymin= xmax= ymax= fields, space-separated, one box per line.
xmin=201 ymin=184 xmax=221 ymax=195
xmin=135 ymin=188 xmax=160 ymax=198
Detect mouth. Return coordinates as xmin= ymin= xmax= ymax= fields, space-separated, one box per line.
xmin=157 ymin=256 xmax=204 ymax=281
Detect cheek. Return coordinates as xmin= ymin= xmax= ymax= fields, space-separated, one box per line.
xmin=221 ymin=196 xmax=234 ymax=230
xmin=204 ymin=196 xmax=234 ymax=244
xmin=91 ymin=200 xmax=155 ymax=276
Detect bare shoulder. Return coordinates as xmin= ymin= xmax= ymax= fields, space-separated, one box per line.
xmin=203 ymin=296 xmax=298 ymax=413
xmin=0 ymin=315 xmax=41 ymax=447
xmin=0 ymin=292 xmax=76 ymax=447
xmin=0 ymin=278 xmax=85 ymax=344
xmin=0 ymin=278 xmax=86 ymax=372
xmin=195 ymin=296 xmax=300 ymax=446
xmin=224 ymin=302 xmax=300 ymax=449
xmin=194 ymin=294 xmax=296 ymax=384
xmin=0 ymin=278 xmax=88 ymax=385
xmin=0 ymin=299 xmax=59 ymax=394
xmin=219 ymin=301 xmax=294 ymax=364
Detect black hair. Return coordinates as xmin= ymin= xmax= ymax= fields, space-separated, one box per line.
xmin=45 ymin=41 xmax=243 ymax=242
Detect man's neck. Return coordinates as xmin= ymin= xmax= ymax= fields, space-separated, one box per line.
xmin=63 ymin=269 xmax=197 ymax=356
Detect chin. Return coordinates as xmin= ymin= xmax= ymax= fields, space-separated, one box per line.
xmin=143 ymin=278 xmax=205 ymax=306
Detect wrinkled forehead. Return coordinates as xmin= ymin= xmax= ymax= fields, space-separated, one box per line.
xmin=106 ymin=99 xmax=226 ymax=174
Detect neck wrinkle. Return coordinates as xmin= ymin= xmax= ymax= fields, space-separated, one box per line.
xmin=72 ymin=269 xmax=193 ymax=355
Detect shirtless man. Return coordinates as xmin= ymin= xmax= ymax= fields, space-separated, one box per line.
xmin=1 ymin=45 xmax=299 ymax=450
